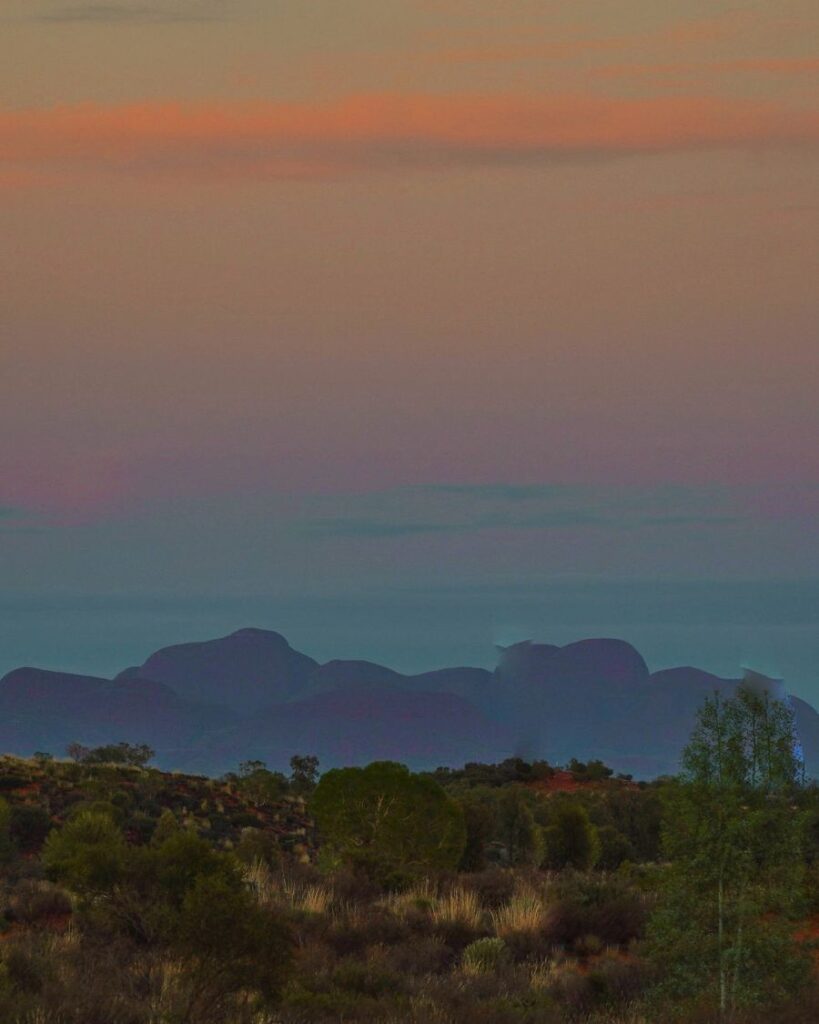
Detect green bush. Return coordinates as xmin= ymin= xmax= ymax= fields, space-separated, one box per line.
xmin=41 ymin=811 xmax=127 ymax=894
xmin=541 ymin=801 xmax=600 ymax=870
xmin=544 ymin=873 xmax=648 ymax=949
xmin=461 ymin=937 xmax=510 ymax=974
xmin=6 ymin=881 xmax=72 ymax=925
xmin=595 ymin=826 xmax=636 ymax=871
xmin=311 ymin=761 xmax=466 ymax=884
xmin=9 ymin=805 xmax=53 ymax=853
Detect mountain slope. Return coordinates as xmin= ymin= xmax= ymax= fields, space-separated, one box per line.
xmin=0 ymin=667 xmax=229 ymax=760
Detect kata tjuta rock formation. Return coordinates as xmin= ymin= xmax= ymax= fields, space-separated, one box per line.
xmin=2 ymin=629 xmax=817 ymax=779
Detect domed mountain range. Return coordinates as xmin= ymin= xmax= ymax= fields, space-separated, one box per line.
xmin=2 ymin=629 xmax=817 ymax=778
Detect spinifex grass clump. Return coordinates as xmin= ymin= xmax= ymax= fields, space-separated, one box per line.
xmin=431 ymin=887 xmax=483 ymax=931
xmin=491 ymin=887 xmax=545 ymax=938
xmin=460 ymin=936 xmax=510 ymax=975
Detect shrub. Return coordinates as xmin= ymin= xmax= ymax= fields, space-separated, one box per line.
xmin=461 ymin=937 xmax=510 ymax=975
xmin=544 ymin=873 xmax=647 ymax=949
xmin=586 ymin=949 xmax=648 ymax=1005
xmin=331 ymin=957 xmax=404 ymax=997
xmin=41 ymin=811 xmax=127 ymax=894
xmin=574 ymin=933 xmax=604 ymax=958
xmin=385 ymin=936 xmax=453 ymax=975
xmin=0 ymin=799 xmax=12 ymax=864
xmin=542 ymin=802 xmax=600 ymax=870
xmin=172 ymin=873 xmax=294 ymax=1010
xmin=311 ymin=762 xmax=467 ymax=883
xmin=461 ymin=867 xmax=516 ymax=908
xmin=496 ymin=789 xmax=543 ymax=867
xmin=6 ymin=881 xmax=72 ymax=924
xmin=546 ymin=960 xmax=594 ymax=1013
xmin=596 ymin=826 xmax=636 ymax=871
xmin=2 ymin=942 xmax=50 ymax=996
xmin=72 ymin=742 xmax=155 ymax=768
xmin=378 ymin=880 xmax=443 ymax=934
xmin=234 ymin=826 xmax=281 ymax=867
xmin=324 ymin=905 xmax=411 ymax=957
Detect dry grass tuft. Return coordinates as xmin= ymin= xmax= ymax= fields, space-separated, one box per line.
xmin=298 ymin=883 xmax=334 ymax=915
xmin=430 ymin=887 xmax=483 ymax=931
xmin=243 ymin=859 xmax=333 ymax=915
xmin=491 ymin=888 xmax=545 ymax=937
xmin=379 ymin=879 xmax=437 ymax=918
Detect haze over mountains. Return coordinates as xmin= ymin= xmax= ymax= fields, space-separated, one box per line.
xmin=2 ymin=628 xmax=817 ymax=779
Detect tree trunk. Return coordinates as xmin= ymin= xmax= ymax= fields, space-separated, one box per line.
xmin=718 ymin=872 xmax=726 ymax=1021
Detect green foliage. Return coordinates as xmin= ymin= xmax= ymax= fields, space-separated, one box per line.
xmin=37 ymin=808 xmax=293 ymax=1014
xmin=234 ymin=826 xmax=282 ymax=867
xmin=67 ymin=798 xmax=124 ymax=825
xmin=311 ymin=761 xmax=467 ymax=883
xmin=290 ymin=754 xmax=321 ymax=794
xmin=647 ymin=685 xmax=811 ymax=1019
xmin=496 ymin=788 xmax=543 ymax=866
xmin=9 ymin=804 xmax=53 ymax=852
xmin=683 ymin=684 xmax=801 ymax=791
xmin=65 ymin=741 xmax=154 ymax=767
xmin=567 ymin=758 xmax=614 ymax=782
xmin=542 ymin=800 xmax=600 ymax=870
xmin=428 ymin=757 xmax=555 ymax=789
xmin=595 ymin=825 xmax=635 ymax=870
xmin=169 ymin=872 xmax=293 ymax=1011
xmin=5 ymin=880 xmax=72 ymax=925
xmin=236 ymin=759 xmax=289 ymax=805
xmin=545 ymin=871 xmax=648 ymax=948
xmin=461 ymin=937 xmax=510 ymax=974
xmin=454 ymin=787 xmax=499 ymax=870
xmin=150 ymin=806 xmax=180 ymax=845
xmin=41 ymin=811 xmax=127 ymax=894
xmin=3 ymin=741 xmax=819 ymax=1022
xmin=593 ymin=786 xmax=664 ymax=863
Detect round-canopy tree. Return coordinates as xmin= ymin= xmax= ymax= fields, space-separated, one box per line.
xmin=311 ymin=761 xmax=466 ymax=883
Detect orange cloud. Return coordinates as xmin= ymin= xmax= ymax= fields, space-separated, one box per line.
xmin=1 ymin=93 xmax=818 ymax=185
xmin=594 ymin=57 xmax=819 ymax=80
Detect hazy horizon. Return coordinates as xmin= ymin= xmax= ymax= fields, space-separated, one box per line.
xmin=3 ymin=580 xmax=817 ymax=708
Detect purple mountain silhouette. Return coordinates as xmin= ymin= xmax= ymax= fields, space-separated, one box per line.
xmin=2 ymin=630 xmax=817 ymax=778
xmin=121 ymin=627 xmax=319 ymax=711
xmin=0 ymin=667 xmax=229 ymax=759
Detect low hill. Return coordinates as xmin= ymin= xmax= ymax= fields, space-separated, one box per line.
xmin=0 ymin=754 xmax=312 ymax=859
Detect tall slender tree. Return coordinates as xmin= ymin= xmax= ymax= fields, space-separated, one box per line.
xmin=647 ymin=683 xmax=810 ymax=1020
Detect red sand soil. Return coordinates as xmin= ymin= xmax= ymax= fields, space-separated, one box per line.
xmin=527 ymin=770 xmax=640 ymax=796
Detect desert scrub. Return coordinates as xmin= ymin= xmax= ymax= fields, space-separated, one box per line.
xmin=243 ymin=859 xmax=333 ymax=915
xmin=430 ymin=886 xmax=483 ymax=930
xmin=378 ymin=878 xmax=437 ymax=919
xmin=5 ymin=880 xmax=72 ymax=924
xmin=461 ymin=937 xmax=510 ymax=975
xmin=544 ymin=872 xmax=647 ymax=950
xmin=492 ymin=888 xmax=545 ymax=938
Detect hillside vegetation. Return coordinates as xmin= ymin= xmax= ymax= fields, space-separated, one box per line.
xmin=1 ymin=688 xmax=819 ymax=1023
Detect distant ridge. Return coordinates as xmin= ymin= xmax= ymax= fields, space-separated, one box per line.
xmin=2 ymin=630 xmax=817 ymax=778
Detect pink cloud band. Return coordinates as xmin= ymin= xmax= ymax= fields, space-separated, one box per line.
xmin=2 ymin=92 xmax=818 ymax=185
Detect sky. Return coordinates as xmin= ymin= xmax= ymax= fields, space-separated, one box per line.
xmin=1 ymin=2 xmax=817 ymax=696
